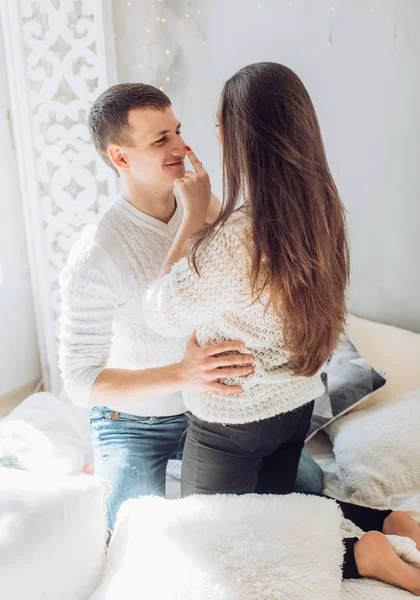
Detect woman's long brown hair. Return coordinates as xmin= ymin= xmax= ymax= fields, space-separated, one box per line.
xmin=190 ymin=62 xmax=349 ymax=377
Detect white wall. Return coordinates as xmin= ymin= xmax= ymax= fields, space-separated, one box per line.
xmin=0 ymin=20 xmax=41 ymax=396
xmin=113 ymin=0 xmax=420 ymax=333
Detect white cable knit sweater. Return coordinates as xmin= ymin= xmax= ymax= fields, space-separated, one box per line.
xmin=58 ymin=195 xmax=187 ymax=417
xmin=143 ymin=211 xmax=325 ymax=424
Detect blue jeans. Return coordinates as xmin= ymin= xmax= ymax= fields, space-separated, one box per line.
xmin=295 ymin=449 xmax=324 ymax=494
xmin=90 ymin=406 xmax=187 ymax=531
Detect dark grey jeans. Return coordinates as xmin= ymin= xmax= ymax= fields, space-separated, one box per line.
xmin=181 ymin=400 xmax=315 ymax=497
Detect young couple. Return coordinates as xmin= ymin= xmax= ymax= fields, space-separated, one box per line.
xmin=59 ymin=63 xmax=420 ymax=594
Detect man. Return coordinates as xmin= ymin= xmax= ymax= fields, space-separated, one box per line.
xmin=58 ymin=83 xmax=253 ymax=531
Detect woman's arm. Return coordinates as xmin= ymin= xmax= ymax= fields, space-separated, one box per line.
xmin=159 ymin=147 xmax=211 ymax=277
xmin=158 ymin=215 xmax=205 ymax=278
xmin=143 ymin=227 xmax=245 ymax=339
xmin=207 ymin=193 xmax=222 ymax=224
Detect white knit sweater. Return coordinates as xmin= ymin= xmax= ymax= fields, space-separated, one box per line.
xmin=143 ymin=211 xmax=325 ymax=424
xmin=58 ymin=195 xmax=187 ymax=416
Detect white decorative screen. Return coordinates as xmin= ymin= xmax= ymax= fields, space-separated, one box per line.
xmin=1 ymin=0 xmax=117 ymax=393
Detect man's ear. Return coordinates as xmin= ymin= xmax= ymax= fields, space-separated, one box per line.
xmin=108 ymin=144 xmax=130 ymax=172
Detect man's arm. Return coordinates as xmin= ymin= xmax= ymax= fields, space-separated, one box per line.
xmin=89 ymin=333 xmax=254 ymax=407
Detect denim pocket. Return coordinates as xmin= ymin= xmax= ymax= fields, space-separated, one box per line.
xmin=101 ymin=409 xmax=153 ymax=423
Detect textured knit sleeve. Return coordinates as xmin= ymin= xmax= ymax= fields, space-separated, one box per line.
xmin=58 ymin=239 xmax=121 ymax=407
xmin=142 ymin=219 xmax=248 ymax=338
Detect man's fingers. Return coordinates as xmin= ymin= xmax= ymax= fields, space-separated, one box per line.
xmin=208 ymin=382 xmax=243 ymax=395
xmin=210 ymin=366 xmax=254 ymax=379
xmin=205 ymin=340 xmax=246 ymax=356
xmin=185 ymin=146 xmax=205 ymax=174
xmin=205 ymin=355 xmax=255 ymax=369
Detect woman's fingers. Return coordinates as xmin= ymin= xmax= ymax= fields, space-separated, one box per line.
xmin=185 ymin=147 xmax=205 ymax=174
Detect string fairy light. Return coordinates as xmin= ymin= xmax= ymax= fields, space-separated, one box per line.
xmin=325 ymin=0 xmax=402 ymax=48
xmin=115 ymin=1 xmax=210 ymax=93
xmin=326 ymin=4 xmax=336 ymax=46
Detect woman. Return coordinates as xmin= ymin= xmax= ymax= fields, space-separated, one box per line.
xmin=144 ymin=62 xmax=347 ymax=495
xmin=143 ymin=63 xmax=420 ymax=593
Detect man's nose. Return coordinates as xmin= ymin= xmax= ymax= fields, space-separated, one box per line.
xmin=170 ymin=136 xmax=186 ymax=157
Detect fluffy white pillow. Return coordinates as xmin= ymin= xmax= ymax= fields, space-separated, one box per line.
xmin=327 ymin=388 xmax=420 ymax=505
xmin=90 ymin=493 xmax=344 ymax=600
xmin=0 ymin=468 xmax=108 ymax=600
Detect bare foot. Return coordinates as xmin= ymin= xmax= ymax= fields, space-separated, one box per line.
xmin=383 ymin=511 xmax=420 ymax=551
xmin=354 ymin=531 xmax=420 ymax=595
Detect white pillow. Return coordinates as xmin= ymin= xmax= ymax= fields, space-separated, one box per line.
xmin=0 ymin=391 xmax=92 ymax=474
xmin=327 ymin=388 xmax=420 ymax=506
xmin=90 ymin=493 xmax=344 ymax=600
xmin=0 ymin=468 xmax=108 ymax=600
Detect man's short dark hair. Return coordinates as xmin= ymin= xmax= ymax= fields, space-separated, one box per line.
xmin=88 ymin=83 xmax=171 ymax=176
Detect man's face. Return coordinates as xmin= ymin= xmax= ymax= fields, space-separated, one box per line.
xmin=111 ymin=106 xmax=186 ymax=188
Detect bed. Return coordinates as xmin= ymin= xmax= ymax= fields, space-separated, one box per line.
xmin=1 ymin=314 xmax=419 ymax=599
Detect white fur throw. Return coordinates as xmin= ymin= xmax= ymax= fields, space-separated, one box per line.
xmin=327 ymin=389 xmax=420 ymax=506
xmin=89 ymin=493 xmax=344 ymax=600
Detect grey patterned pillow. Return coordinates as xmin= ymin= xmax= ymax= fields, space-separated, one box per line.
xmin=306 ymin=334 xmax=386 ymax=441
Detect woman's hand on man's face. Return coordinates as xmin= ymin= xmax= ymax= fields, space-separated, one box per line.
xmin=174 ymin=146 xmax=211 ymax=224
